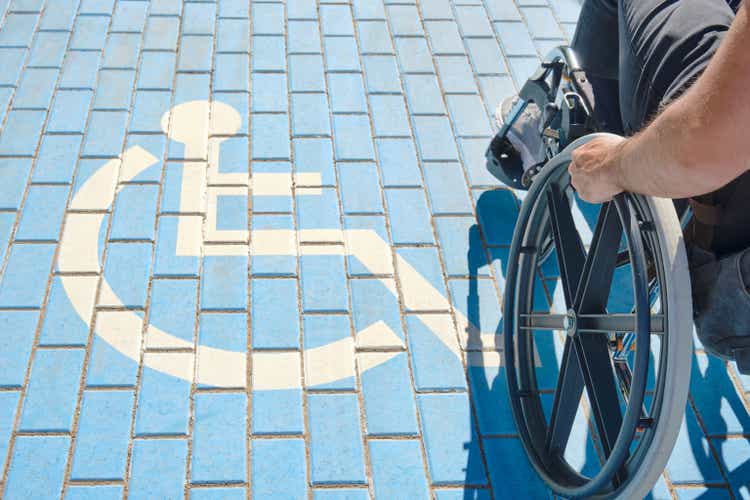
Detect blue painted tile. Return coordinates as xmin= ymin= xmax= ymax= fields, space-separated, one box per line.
xmin=375 ymin=138 xmax=422 ymax=188
xmin=468 ymin=361 xmax=516 ymax=434
xmin=362 ymin=55 xmax=401 ymax=93
xmin=666 ymin=403 xmax=725 ymax=484
xmin=39 ymin=0 xmax=78 ymax=29
xmin=250 ymin=161 xmax=292 ymax=212
xmin=20 ymin=349 xmax=84 ymax=432
xmin=477 ymin=75 xmax=516 ymax=114
xmin=0 ymin=158 xmax=31 ymax=210
xmin=296 ymin=187 xmax=341 ymax=234
xmin=0 ymin=109 xmax=46 ymax=155
xmin=350 ymin=279 xmax=403 ymax=343
xmin=47 ymin=90 xmax=93 ymax=133
xmin=397 ymin=246 xmax=448 ymax=308
xmin=304 ymin=315 xmax=354 ymax=390
xmin=475 ymin=187 xmax=518 ymax=245
xmin=253 ymin=387 xmax=304 ymax=435
xmin=424 ymin=163 xmax=473 ymax=215
xmin=251 ymin=73 xmax=288 ymax=113
xmin=78 ymin=0 xmax=114 ymax=15
xmin=39 ymin=276 xmax=96 ymax=347
xmin=251 ymin=214 xmax=296 ymax=276
xmin=486 ymin=0 xmax=523 ymax=21
xmin=130 ymin=439 xmax=188 ymax=498
xmin=300 ymin=254 xmax=349 ymax=313
xmin=465 ymin=38 xmax=506 ymax=75
xmin=328 ymin=73 xmax=367 ymax=113
xmin=212 ymin=136 xmax=249 ymax=179
xmin=143 ymin=17 xmax=179 ymax=50
xmin=436 ymin=217 xmax=489 ymax=277
xmin=484 ymin=438 xmax=549 ymax=496
xmin=314 ymin=490 xmax=369 ymax=500
xmin=252 ymin=439 xmax=307 ymax=497
xmin=85 ymin=312 xmax=140 ymax=387
xmin=197 ymin=313 xmax=247 ymax=389
xmin=70 ymin=15 xmax=110 ymax=50
xmin=191 ymin=487 xmax=246 ymax=500
xmin=360 ymin=354 xmax=419 ymax=435
xmin=352 ymin=0 xmax=385 ymax=20
xmin=217 ymin=18 xmax=250 ymax=52
xmin=82 ymin=111 xmax=129 ymax=157
xmin=102 ymin=33 xmax=141 ymax=69
xmin=32 ymin=135 xmax=82 ymax=183
xmin=0 ymin=13 xmax=37 ymax=47
xmin=338 ymin=162 xmax=383 ymax=214
xmin=252 ymin=113 xmax=290 ymax=160
xmin=521 ymin=7 xmax=565 ymax=39
xmin=395 ymin=38 xmax=434 ymax=74
xmin=65 ymin=485 xmax=124 ymax=500
xmin=323 ymin=36 xmax=361 ymax=72
xmin=320 ymin=4 xmax=354 ymax=36
xmin=406 ymin=314 xmax=466 ymax=390
xmin=434 ymin=490 xmax=491 ymax=500
xmin=357 ymin=20 xmax=393 ymax=54
xmin=130 ymin=90 xmax=172 ymax=132
xmin=294 ymin=138 xmax=336 ymax=186
xmin=292 ymin=93 xmax=332 ymax=137
xmin=138 ymin=51 xmax=177 ymax=90
xmin=455 ymin=5 xmax=495 ymax=37
xmin=181 ymin=3 xmax=216 ymax=34
xmin=110 ymin=1 xmax=148 ymax=32
xmin=420 ymin=0 xmax=453 ymax=19
xmin=154 ymin=216 xmax=201 ymax=277
xmin=289 ymin=54 xmax=326 ymax=92
xmin=253 ymin=2 xmax=284 ymax=35
xmin=675 ymin=488 xmax=733 ymax=500
xmin=496 ymin=21 xmax=537 ymax=56
xmin=174 ymin=73 xmax=211 ymax=110
xmin=308 ymin=393 xmax=367 ymax=484
xmin=370 ymin=440 xmax=430 ymax=497
xmin=147 ymin=0 xmax=178 ymax=15
xmin=93 ymin=69 xmax=136 ymax=109
xmin=288 ymin=0 xmax=316 ymax=19
xmin=425 ymin=21 xmax=465 ymax=56
xmin=135 ymin=360 xmax=192 ymax=435
xmin=403 ymin=74 xmax=445 ymax=115
xmin=215 ymin=53 xmax=250 ymax=92
xmin=714 ymin=437 xmax=750 ymax=499
xmin=201 ymin=255 xmax=248 ymax=311
xmin=385 ymin=188 xmax=434 ymax=244
xmin=418 ymin=393 xmax=487 ymax=485
xmin=446 ymin=94 xmax=492 ymax=137
xmin=289 ymin=20 xmax=321 ymax=53
xmin=15 ymin=185 xmax=68 ymax=241
xmin=60 ymin=51 xmax=101 ymax=89
xmin=691 ymin=353 xmax=750 ymax=435
xmin=214 ymin=194 xmax=248 ymax=233
xmin=436 ymin=56 xmax=479 ymax=94
xmin=333 ymin=114 xmax=375 ymax=161
xmin=192 ymin=393 xmax=247 ymax=483
xmin=507 ymin=56 xmax=541 ymax=87
xmin=0 ymin=391 xmax=19 ymax=473
xmin=0 ymin=243 xmax=55 ymax=308
xmin=0 ymin=311 xmax=38 ymax=387
xmin=0 ymin=211 xmax=15 ymax=262
xmin=70 ymin=390 xmax=134 ymax=480
xmin=102 ymin=242 xmax=152 ymax=308
xmin=252 ymin=36 xmax=286 ymax=71
xmin=370 ymin=94 xmax=411 ymax=137
xmin=0 ymin=86 xmax=11 ymax=123
xmin=110 ymin=184 xmax=159 ymax=241
xmin=343 ymin=215 xmax=393 ymax=275
xmin=4 ymin=436 xmax=70 ymax=499
xmin=251 ymin=279 xmax=300 ymax=349
xmin=387 ymin=5 xmax=423 ymax=36
xmin=213 ymin=93 xmax=249 ymax=135
xmin=13 ymin=68 xmax=58 ymax=109
xmin=148 ymin=279 xmax=198 ymax=346
xmin=413 ymin=115 xmax=459 ymax=161
xmin=178 ymin=35 xmax=213 ymax=72
xmin=0 ymin=47 xmax=26 ymax=85
xmin=457 ymin=138 xmax=502 ymax=187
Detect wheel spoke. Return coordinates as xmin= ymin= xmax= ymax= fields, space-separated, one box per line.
xmin=519 ymin=313 xmax=567 ymax=330
xmin=546 ymin=184 xmax=586 ymax=307
xmin=545 ymin=337 xmax=584 ymax=455
xmin=577 ymin=314 xmax=664 ymax=334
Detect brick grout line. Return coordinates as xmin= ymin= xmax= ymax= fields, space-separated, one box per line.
xmin=245 ymin=2 xmax=254 ymax=499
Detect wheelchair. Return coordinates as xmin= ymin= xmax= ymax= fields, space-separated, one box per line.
xmin=486 ymin=47 xmax=694 ymax=498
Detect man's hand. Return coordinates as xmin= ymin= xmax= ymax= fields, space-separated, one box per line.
xmin=568 ymin=135 xmax=627 ymax=203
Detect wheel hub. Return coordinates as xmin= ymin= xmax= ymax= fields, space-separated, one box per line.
xmin=564 ymin=309 xmax=578 ymax=337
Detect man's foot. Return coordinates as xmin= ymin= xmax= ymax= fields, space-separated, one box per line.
xmin=494 ymin=96 xmax=546 ymax=171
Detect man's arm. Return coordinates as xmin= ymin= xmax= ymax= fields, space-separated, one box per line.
xmin=570 ymin=4 xmax=750 ymax=203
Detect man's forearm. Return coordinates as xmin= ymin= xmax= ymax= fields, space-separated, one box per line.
xmin=612 ymin=4 xmax=750 ymax=199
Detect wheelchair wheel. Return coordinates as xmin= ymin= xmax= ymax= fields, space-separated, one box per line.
xmin=504 ymin=134 xmax=693 ymax=498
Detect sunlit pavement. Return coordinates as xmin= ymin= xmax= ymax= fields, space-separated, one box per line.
xmin=0 ymin=0 xmax=748 ymax=498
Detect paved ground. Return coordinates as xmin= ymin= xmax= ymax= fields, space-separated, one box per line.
xmin=0 ymin=0 xmax=749 ymax=498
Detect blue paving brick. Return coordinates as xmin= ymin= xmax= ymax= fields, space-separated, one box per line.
xmin=191 ymin=487 xmax=246 ymax=500
xmin=406 ymin=314 xmax=467 ymax=390
xmin=333 ymin=114 xmax=375 ymax=161
xmin=413 ymin=115 xmax=460 ymax=161
xmin=419 ymin=0 xmax=452 ymax=20
xmin=666 ymin=403 xmax=725 ymax=484
xmin=178 ymin=35 xmax=213 ymax=72
xmin=251 ymin=214 xmax=296 ymax=276
xmin=418 ymin=393 xmax=487 ymax=485
xmin=486 ymin=0 xmax=523 ymax=21
xmin=435 ymin=56 xmax=478 ymax=94
xmin=691 ymin=353 xmax=750 ymax=435
xmin=385 ymin=188 xmax=434 ymax=245
xmin=521 ymin=6 xmax=565 ymax=39
xmin=484 ymin=438 xmax=550 ymax=497
xmin=350 ymin=278 xmax=403 ymax=341
xmin=314 ymin=490 xmax=369 ymax=500
xmin=507 ymin=56 xmax=541 ymax=87
xmin=292 ymin=93 xmax=332 ymax=137
xmin=110 ymin=184 xmax=159 ymax=241
xmin=496 ymin=21 xmax=537 ymax=56
xmin=215 ymin=53 xmax=250 ymax=92
xmin=32 ymin=135 xmax=82 ymax=183
xmin=370 ymin=439 xmax=430 ymax=498
xmin=288 ymin=20 xmax=321 ymax=54
xmin=15 ymin=184 xmax=68 ymax=241
xmin=173 ymin=73 xmax=210 ymax=109
xmin=455 ymin=5 xmax=495 ymax=38
xmin=4 ymin=436 xmax=70 ymax=500
xmin=182 ymin=3 xmax=216 ymax=34
xmin=251 ymin=73 xmax=288 ymax=113
xmin=0 ymin=87 xmax=12 ymax=124
xmin=362 ymin=55 xmax=401 ymax=93
xmin=375 ymin=138 xmax=422 ymax=187
xmin=338 ymin=162 xmax=383 ymax=214
xmin=465 ymin=38 xmax=506 ymax=75
xmin=130 ymin=90 xmax=172 ymax=132
xmin=343 ymin=215 xmax=393 ymax=275
xmin=102 ymin=33 xmax=142 ymax=69
xmin=478 ymin=75 xmax=515 ymax=113
xmin=39 ymin=276 xmax=96 ymax=347
xmin=323 ymin=36 xmax=361 ymax=72
xmin=212 ymin=135 xmax=249 ymax=178
xmin=147 ymin=0 xmax=177 ymax=15
xmin=308 ymin=393 xmax=367 ymax=484
xmin=357 ymin=20 xmax=393 ymax=54
xmin=403 ymin=74 xmax=445 ymax=115
xmin=149 ymin=279 xmax=198 ymax=346
xmin=143 ymin=16 xmax=179 ymax=50
xmin=85 ymin=315 xmax=140 ymax=387
xmin=154 ymin=216 xmax=201 ymax=277
xmin=252 ymin=439 xmax=307 ymax=498
xmin=201 ymin=255 xmax=248 ymax=311
xmin=0 ymin=311 xmax=38 ymax=387
xmin=110 ymin=1 xmax=148 ymax=32
xmin=425 ymin=21 xmax=465 ymax=56
xmin=294 ymin=137 xmax=335 ymax=186
xmin=548 ymin=0 xmax=581 ymax=23
xmin=288 ymin=0 xmax=316 ymax=19
xmin=328 ymin=73 xmax=367 ymax=114
xmin=387 ymin=5 xmax=424 ymax=36
xmin=0 ymin=211 xmax=14 ymax=262
xmin=434 ymin=490 xmax=491 ymax=500
xmin=65 ymin=485 xmax=124 ymax=500
xmin=360 ymin=353 xmax=419 ymax=435
xmin=0 ymin=47 xmax=26 ymax=85
xmin=192 ymin=392 xmax=247 ymax=483
xmin=0 ymin=109 xmax=46 ymax=155
xmin=352 ymin=0 xmax=385 ymax=20
xmin=135 ymin=361 xmax=191 ymax=435
xmin=252 ymin=2 xmax=284 ymax=35
xmin=304 ymin=314 xmax=354 ymax=390
xmin=70 ymin=390 xmax=133 ymax=480
xmin=19 ymin=348 xmax=84 ymax=432
xmin=220 ymin=0 xmax=250 ymax=18
xmin=214 ymin=194 xmax=248 ymax=232
xmin=0 ymin=13 xmax=37 ymax=47
xmin=0 ymin=159 xmax=31 ymax=210
xmin=320 ymin=4 xmax=355 ymax=36
xmin=449 ymin=278 xmax=501 ymax=343
xmin=475 ymin=187 xmax=518 ymax=244
xmin=78 ymin=0 xmax=114 ymax=15
xmin=468 ymin=360 xmax=516 ymax=434
xmin=395 ymin=37 xmax=434 ymax=73
xmin=39 ymin=0 xmax=78 ymax=29
xmin=60 ymin=51 xmax=101 ymax=89
xmin=300 ymin=254 xmax=349 ymax=313
xmin=251 ymin=278 xmax=300 ymax=349
xmin=0 ymin=243 xmax=55 ymax=308
xmin=424 ymin=163 xmax=473 ymax=215
xmin=214 ymin=92 xmax=249 ymax=134
xmin=47 ymin=90 xmax=93 ymax=134
xmin=296 ymin=187 xmax=341 ymax=233
xmin=102 ymin=242 xmax=152 ymax=308
xmin=82 ymin=111 xmax=129 ymax=157
xmin=252 ymin=113 xmax=290 ymax=160
xmin=398 ymin=246 xmax=448 ymax=306
xmin=370 ymin=94 xmax=411 ymax=137
xmin=675 ymin=488 xmax=733 ymax=500
xmin=253 ymin=386 xmax=304 ymax=434
xmin=714 ymin=437 xmax=750 ymax=498
xmin=251 ymin=161 xmax=292 ymax=212
xmin=435 ymin=217 xmax=489 ymax=277
xmin=138 ymin=51 xmax=177 ymax=90
xmin=197 ymin=313 xmax=247 ymax=388
xmin=13 ymin=68 xmax=58 ymax=109
xmin=130 ymin=439 xmax=188 ymax=499
xmin=289 ymin=54 xmax=326 ymax=92
xmin=252 ymin=35 xmax=286 ymax=71
xmin=456 ymin=138 xmax=501 ymax=187
xmin=446 ymin=94 xmax=492 ymax=137
xmin=0 ymin=390 xmax=19 ymax=473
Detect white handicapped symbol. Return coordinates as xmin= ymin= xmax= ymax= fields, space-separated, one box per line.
xmin=57 ymin=100 xmax=502 ymax=389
